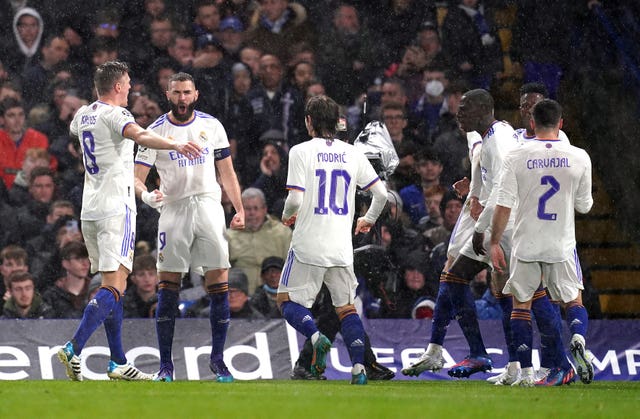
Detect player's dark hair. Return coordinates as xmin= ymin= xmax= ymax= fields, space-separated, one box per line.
xmin=94 ymin=60 xmax=129 ymax=96
xmin=168 ymin=71 xmax=195 ymax=88
xmin=463 ymin=88 xmax=494 ymax=111
xmin=305 ymin=95 xmax=339 ymax=138
xmin=532 ymin=99 xmax=562 ymax=129
xmin=519 ymin=82 xmax=548 ymax=98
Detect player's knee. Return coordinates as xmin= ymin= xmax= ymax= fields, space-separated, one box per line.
xmin=276 ymin=292 xmax=290 ymax=312
xmin=335 ymin=304 xmax=357 ymax=321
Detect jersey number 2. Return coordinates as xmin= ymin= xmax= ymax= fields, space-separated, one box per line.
xmin=314 ymin=169 xmax=350 ymax=216
xmin=537 ymin=175 xmax=559 ymax=221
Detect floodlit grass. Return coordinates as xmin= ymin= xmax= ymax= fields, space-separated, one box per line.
xmin=0 ymin=380 xmax=638 ymax=419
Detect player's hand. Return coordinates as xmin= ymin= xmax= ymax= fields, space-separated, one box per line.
xmin=470 ymin=197 xmax=483 ymax=221
xmin=230 ymin=211 xmax=245 ymax=230
xmin=355 ymin=217 xmax=374 ymax=235
xmin=472 ymin=231 xmax=486 ymax=256
xmin=282 ymin=214 xmax=296 ymax=226
xmin=175 ymin=141 xmax=203 ymax=160
xmin=453 ymin=177 xmax=470 ymax=198
xmin=490 ymin=244 xmax=506 ymax=275
xmin=141 ymin=189 xmax=163 ymax=209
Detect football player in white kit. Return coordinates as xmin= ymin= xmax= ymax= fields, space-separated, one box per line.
xmin=490 ymin=99 xmax=594 ymax=386
xmin=515 ymin=82 xmax=569 ymax=144
xmin=403 ymin=89 xmax=516 ymax=379
xmin=276 ymin=95 xmax=387 ymax=385
xmin=57 ymin=61 xmax=202 ymax=381
xmin=134 ymin=72 xmax=245 ymax=383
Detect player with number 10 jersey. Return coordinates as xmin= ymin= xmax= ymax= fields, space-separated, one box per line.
xmin=285 ymin=138 xmax=381 ymax=267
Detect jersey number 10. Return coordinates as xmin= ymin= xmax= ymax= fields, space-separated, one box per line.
xmin=314 ymin=169 xmax=351 ymax=216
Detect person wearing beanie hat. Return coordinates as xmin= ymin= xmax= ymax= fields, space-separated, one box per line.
xmin=250 ymin=256 xmax=284 ymax=318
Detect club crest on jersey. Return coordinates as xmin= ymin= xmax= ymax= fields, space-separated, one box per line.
xmin=325 ymin=139 xmax=333 ymax=146
xmin=199 ymin=131 xmax=208 ymax=143
xmin=92 ymin=104 xmax=97 ymax=110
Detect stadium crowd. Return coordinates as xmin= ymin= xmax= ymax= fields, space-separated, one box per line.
xmin=0 ymin=0 xmax=635 ymax=321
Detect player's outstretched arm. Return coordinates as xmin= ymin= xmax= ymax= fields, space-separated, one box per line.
xmin=124 ymin=123 xmax=203 ymax=159
xmin=215 ymin=156 xmax=245 ymax=230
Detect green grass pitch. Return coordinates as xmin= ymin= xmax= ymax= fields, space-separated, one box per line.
xmin=1 ymin=380 xmax=638 ymax=419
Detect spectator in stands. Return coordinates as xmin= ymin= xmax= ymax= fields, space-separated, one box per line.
xmin=2 ymin=7 xmax=44 ymax=76
xmin=7 ymin=147 xmax=50 ymax=206
xmin=0 ymin=245 xmax=29 ymax=302
xmin=185 ymin=268 xmax=264 ymax=319
xmin=379 ymin=249 xmax=436 ymax=318
xmin=0 ymin=81 xmax=22 ymax=104
xmin=1 ymin=271 xmax=53 ymax=319
xmin=41 ymin=241 xmax=91 ymax=318
xmin=247 ymin=54 xmax=300 ymax=146
xmin=0 ymin=98 xmax=56 ymax=188
xmin=191 ymin=0 xmax=222 ymax=38
xmin=382 ymin=103 xmax=419 ymax=148
xmin=418 ymin=184 xmax=447 ymax=234
xmin=399 ymin=150 xmax=444 ymax=226
xmin=511 ymin=0 xmax=573 ymax=99
xmin=218 ymin=16 xmax=245 ymax=60
xmin=416 ymin=21 xmax=451 ymax=71
xmin=316 ymin=2 xmax=377 ymax=107
xmin=11 ymin=167 xmax=57 ymax=247
xmin=167 ymin=32 xmax=195 ymax=70
xmin=251 ymin=256 xmax=284 ymax=318
xmin=368 ymin=0 xmax=436 ymax=67
xmin=388 ymin=140 xmax=419 ymax=192
xmin=431 ymin=80 xmax=471 ymax=186
xmin=22 ymin=34 xmax=70 ymax=111
xmin=191 ymin=34 xmax=231 ymax=118
xmin=227 ymin=188 xmax=291 ymax=294
xmin=423 ymin=189 xmax=464 ymax=250
xmin=245 ymin=0 xmax=315 ymax=64
xmin=411 ymin=64 xmax=451 ymax=144
xmin=29 ymin=214 xmax=83 ymax=291
xmin=239 ymin=45 xmax=263 ymax=77
xmin=124 ymin=254 xmax=159 ymax=318
xmin=441 ymin=0 xmax=502 ymax=90
xmin=222 ymin=62 xmax=257 ymax=185
xmin=251 ymin=139 xmax=288 ymax=216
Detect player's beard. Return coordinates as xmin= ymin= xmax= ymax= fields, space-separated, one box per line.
xmin=170 ymin=100 xmax=196 ymax=122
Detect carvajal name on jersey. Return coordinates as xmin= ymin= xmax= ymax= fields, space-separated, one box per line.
xmin=526 ymin=157 xmax=570 ymax=169
xmin=317 ymin=152 xmax=347 ymax=163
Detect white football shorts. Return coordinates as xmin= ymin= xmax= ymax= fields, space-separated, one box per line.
xmin=82 ymin=205 xmax=136 ymax=273
xmin=156 ymin=193 xmax=230 ymax=274
xmin=504 ymin=255 xmax=583 ymax=303
xmin=278 ymin=249 xmax=357 ymax=308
